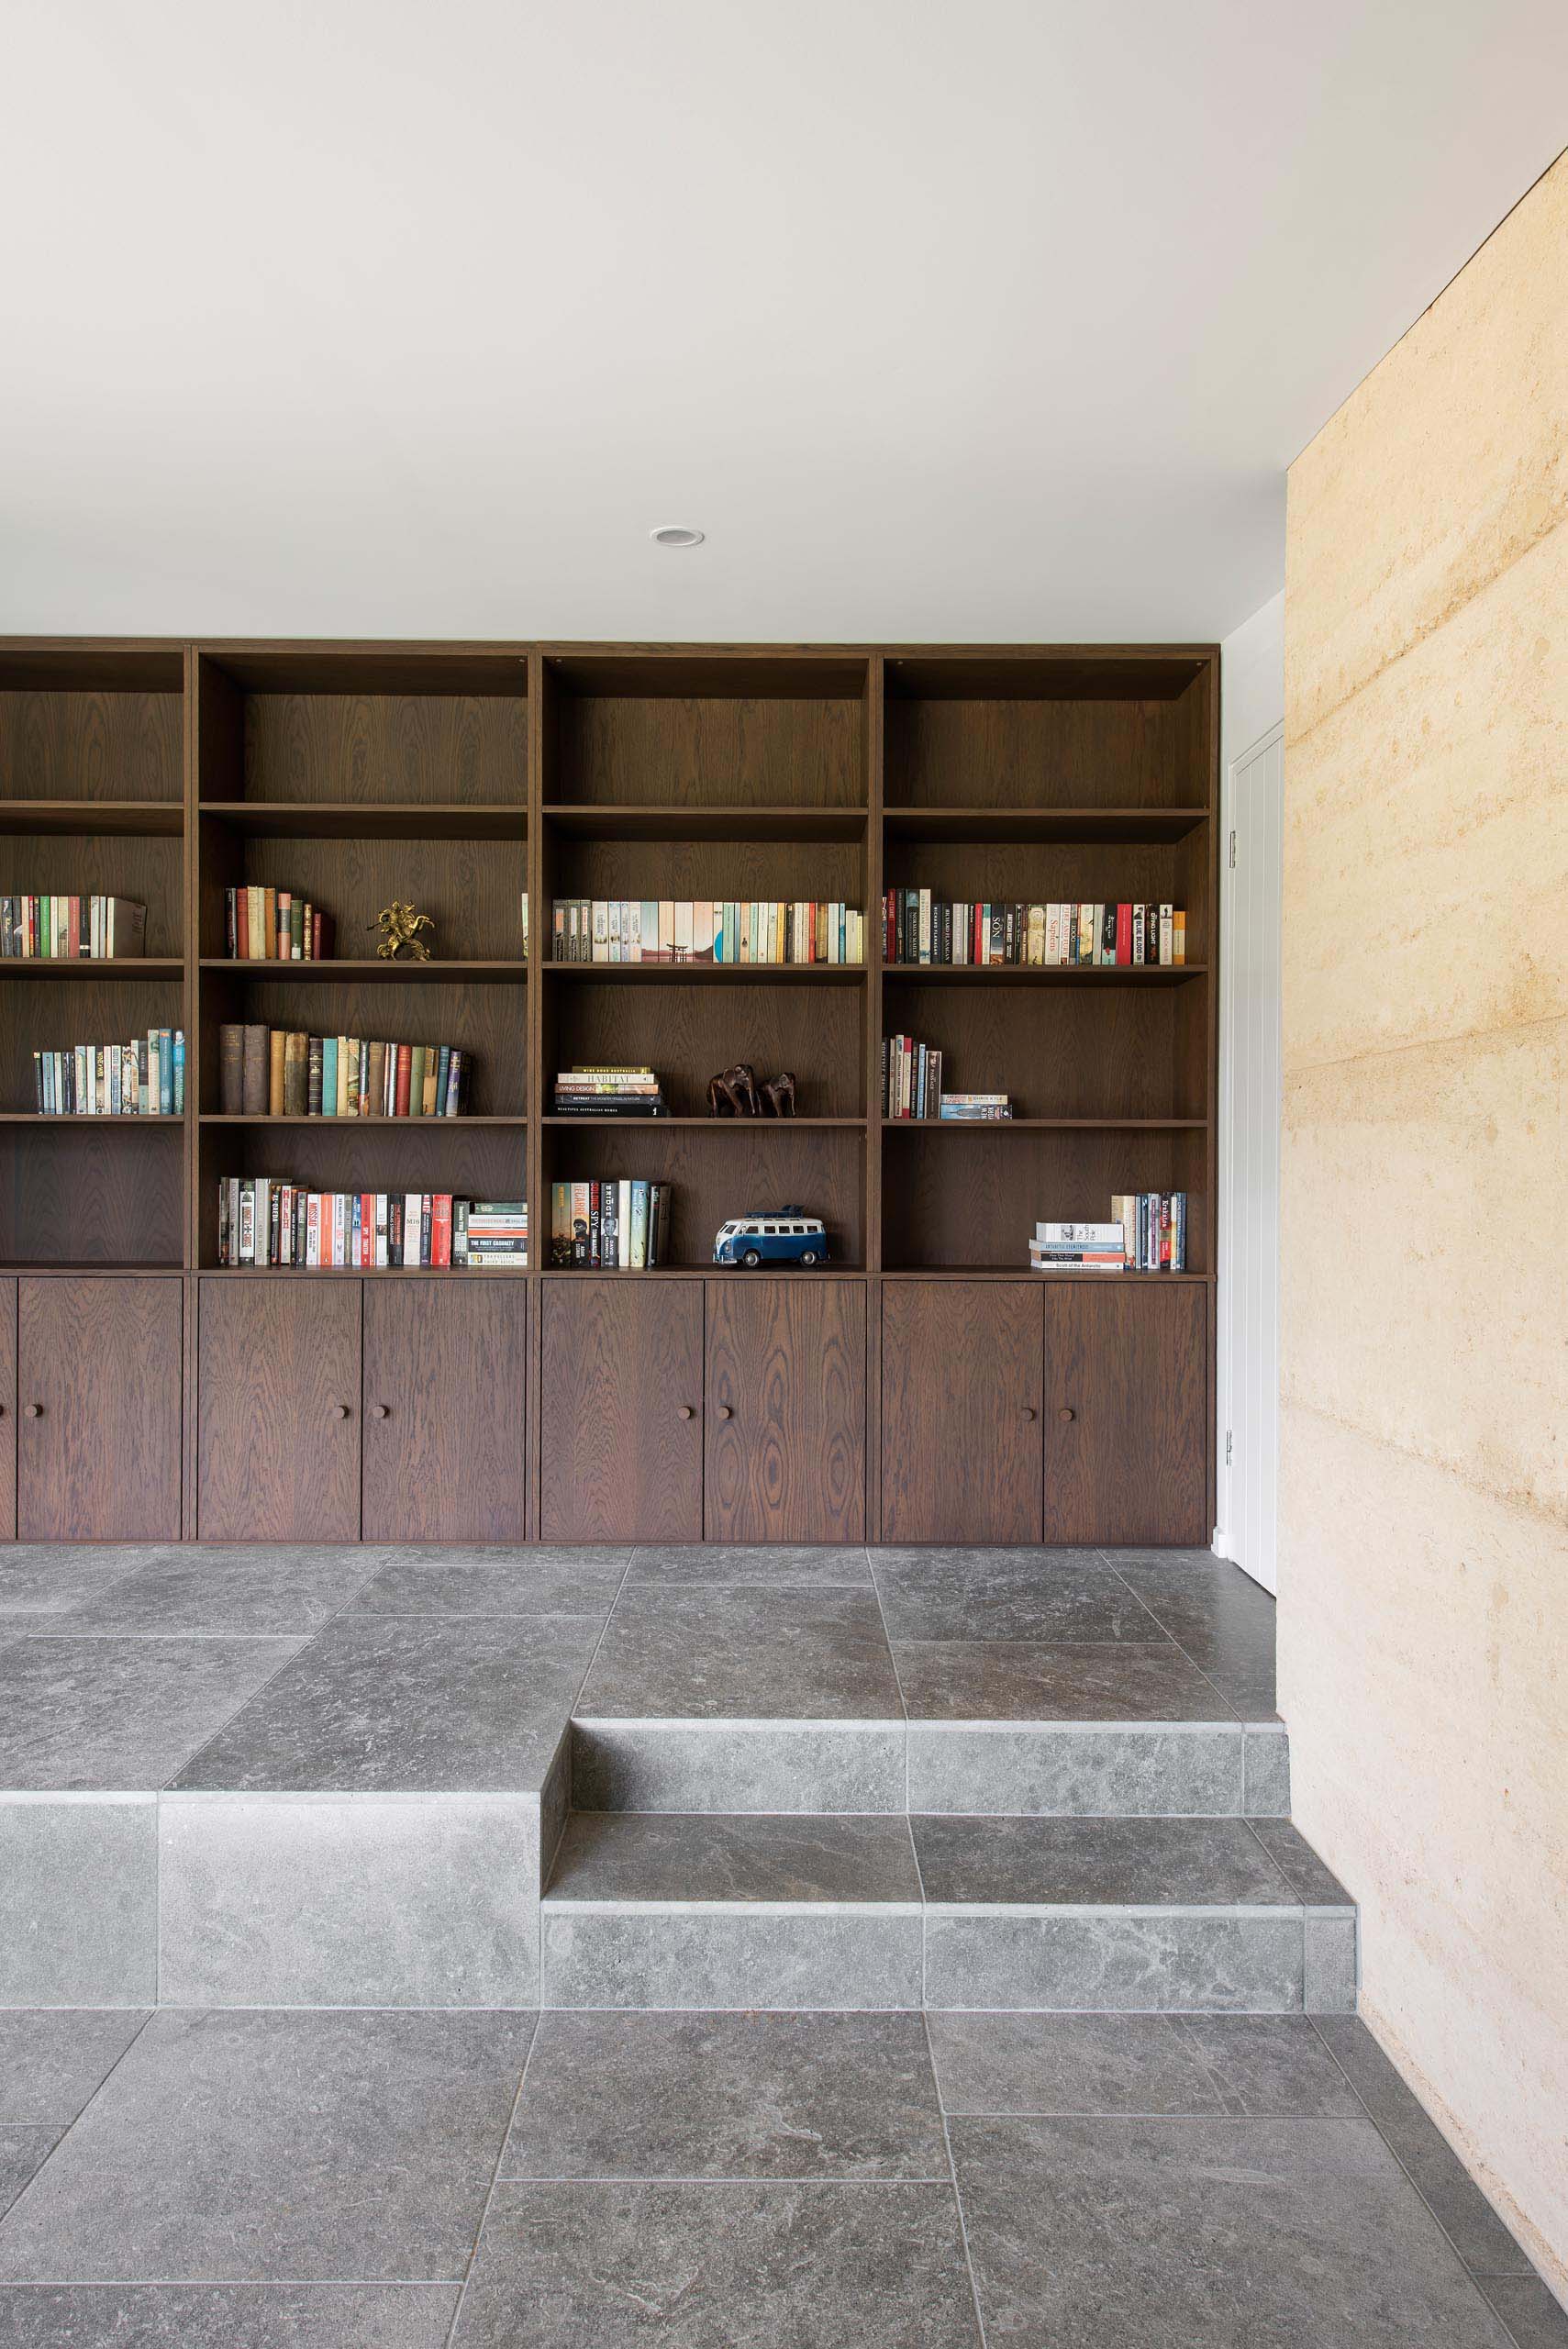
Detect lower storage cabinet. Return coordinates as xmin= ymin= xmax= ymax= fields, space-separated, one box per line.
xmin=362 ymin=1278 xmax=528 ymax=1542
xmin=197 ymin=1277 xmax=363 ymax=1542
xmin=881 ymin=1281 xmax=1044 ymax=1544
xmin=539 ymin=1278 xmax=705 ymax=1544
xmin=17 ymin=1275 xmax=183 ymax=1542
xmin=706 ymin=1278 xmax=866 ymax=1543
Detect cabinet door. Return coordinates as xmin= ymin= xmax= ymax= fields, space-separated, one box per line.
xmin=541 ymin=1278 xmax=704 ymax=1543
xmin=363 ymin=1278 xmax=527 ymax=1542
xmin=1045 ymin=1281 xmax=1208 ymax=1545
xmin=17 ymin=1275 xmax=182 ymax=1541
xmin=197 ymin=1277 xmax=361 ymax=1542
xmin=0 ymin=1278 xmax=14 ymax=1539
xmin=881 ymin=1282 xmax=1043 ymax=1544
xmin=706 ymin=1279 xmax=865 ymax=1543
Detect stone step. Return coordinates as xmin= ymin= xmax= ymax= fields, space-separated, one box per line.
xmin=539 ymin=1810 xmax=1355 ymax=2014
xmin=570 ymin=1716 xmax=1291 ymax=1818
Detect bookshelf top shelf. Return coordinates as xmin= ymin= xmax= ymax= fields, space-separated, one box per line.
xmin=0 ymin=800 xmax=183 ymax=838
xmin=199 ymin=958 xmax=528 ymax=984
xmin=0 ymin=958 xmax=183 ymax=980
xmin=883 ymin=963 xmax=1206 ymax=985
xmin=882 ymin=805 xmax=1208 ymax=844
xmin=543 ymin=803 xmax=866 ymax=842
xmin=198 ymin=801 xmax=527 ymax=841
xmin=545 ymin=961 xmax=865 ymax=985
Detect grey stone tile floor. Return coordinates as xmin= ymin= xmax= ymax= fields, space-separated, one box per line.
xmin=0 ymin=2006 xmax=1557 ymax=2346
xmin=0 ymin=1545 xmax=1282 ymax=1796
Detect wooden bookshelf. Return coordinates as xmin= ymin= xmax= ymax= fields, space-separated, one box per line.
xmin=0 ymin=637 xmax=1218 ymax=1548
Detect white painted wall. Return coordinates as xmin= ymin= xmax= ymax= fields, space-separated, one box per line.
xmin=1217 ymin=591 xmax=1284 ymax=1581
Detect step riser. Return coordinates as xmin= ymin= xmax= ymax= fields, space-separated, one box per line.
xmin=573 ymin=1721 xmax=1292 ymax=1819
xmin=539 ymin=1902 xmax=1354 ymax=2014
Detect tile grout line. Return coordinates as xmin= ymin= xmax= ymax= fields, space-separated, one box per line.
xmin=922 ymin=2009 xmax=991 ymax=2349
xmin=1304 ymin=2016 xmax=1536 ymax=2344
xmin=441 ymin=2013 xmax=544 ymax=2349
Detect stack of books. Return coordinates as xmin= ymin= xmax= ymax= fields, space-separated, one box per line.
xmin=224 ymin=887 xmax=335 ymax=961
xmin=1111 ymin=1191 xmax=1188 ymax=1271
xmin=1029 ymin=1221 xmax=1127 ymax=1273
xmin=549 ymin=1179 xmax=673 ymax=1267
xmin=217 ymin=1027 xmax=470 ymax=1118
xmin=551 ymin=898 xmax=864 ymax=965
xmin=460 ymin=1199 xmax=528 ymax=1266
xmin=884 ymin=892 xmax=1186 ymax=967
xmin=33 ymin=1029 xmax=184 ymax=1115
xmin=551 ymin=1064 xmax=668 ymax=1118
xmin=2 ymin=896 xmax=147 ymax=958
xmin=216 ymin=1183 xmax=523 ymax=1267
xmin=940 ymin=1093 xmax=1013 ymax=1122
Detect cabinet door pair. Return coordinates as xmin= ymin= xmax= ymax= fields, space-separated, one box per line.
xmin=196 ymin=1278 xmax=527 ymax=1542
xmin=0 ymin=1275 xmax=183 ymax=1542
xmin=539 ymin=1278 xmax=866 ymax=1545
xmin=881 ymin=1280 xmax=1207 ymax=1546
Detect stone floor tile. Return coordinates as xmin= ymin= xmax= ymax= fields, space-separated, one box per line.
xmin=0 ymin=2010 xmax=149 ymax=2123
xmin=0 ymin=1549 xmax=147 ymax=1616
xmin=0 ymin=1636 xmax=303 ymax=1790
xmin=576 ymin=1587 xmax=904 ymax=1721
xmin=951 ymin=2113 xmax=1511 ymax=2346
xmin=0 ymin=1798 xmax=158 ymax=2007
xmin=39 ymin=1548 xmax=378 ymax=1639
xmin=1109 ymin=1560 xmax=1277 ymax=1707
xmin=1247 ymin=1818 xmax=1353 ymax=1904
xmin=0 ymin=2283 xmax=462 ymax=2345
xmin=1170 ymin=2015 xmax=1364 ymax=2114
xmin=502 ymin=2011 xmax=947 ymax=2179
xmin=548 ymin=1810 xmax=922 ymax=1904
xmin=1314 ymin=2018 xmax=1533 ymax=2273
xmin=1477 ymin=2277 xmax=1568 ymax=2348
xmin=349 ymin=1548 xmax=628 ymax=1620
xmin=872 ymin=1552 xmax=1164 ymax=1643
xmin=927 ymin=2013 xmax=1227 ymax=2116
xmin=911 ymin=1814 xmax=1298 ymax=1907
xmin=627 ymin=1544 xmax=873 ymax=1587
xmin=0 ymin=2134 xmax=59 ymax=2227
xmin=0 ymin=2009 xmax=533 ymax=2282
xmin=171 ymin=1614 xmax=601 ymax=1794
xmin=893 ymin=1639 xmax=1234 ymax=1721
xmin=452 ymin=2179 xmax=980 ymax=2346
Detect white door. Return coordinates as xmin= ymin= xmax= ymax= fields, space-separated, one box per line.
xmin=1218 ymin=723 xmax=1283 ymax=1593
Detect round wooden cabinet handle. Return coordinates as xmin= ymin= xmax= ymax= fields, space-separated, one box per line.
xmin=331 ymin=1403 xmax=350 ymax=1419
xmin=1058 ymin=1406 xmax=1075 ymax=1424
xmin=371 ymin=1404 xmax=390 ymax=1419
xmin=716 ymin=1404 xmax=733 ymax=1420
xmin=1020 ymin=1407 xmax=1037 ymax=1421
xmin=24 ymin=1403 xmax=41 ymax=1419
xmin=677 ymin=1405 xmax=694 ymax=1419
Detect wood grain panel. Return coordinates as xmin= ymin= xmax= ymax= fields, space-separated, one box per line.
xmin=0 ymin=691 xmax=183 ymax=803
xmin=539 ymin=1125 xmax=864 ymax=1271
xmin=197 ymin=833 xmax=527 ymax=962
xmin=1044 ymin=1279 xmax=1207 ymax=1544
xmin=0 ymin=1277 xmax=15 ymax=1537
xmin=0 ymin=1124 xmax=185 ymax=1267
xmin=880 ymin=1280 xmax=1042 ymax=1542
xmin=885 ymin=838 xmax=1209 ymax=965
xmin=884 ymin=676 xmax=1209 ymax=811
xmin=540 ymin=1277 xmax=703 ymax=1542
xmin=1 ymin=974 xmax=186 ymax=1112
xmin=4 ymin=832 xmax=184 ymax=956
xmin=17 ymin=1275 xmax=182 ymax=1539
xmin=195 ymin=1124 xmax=526 ymax=1268
xmin=880 ymin=974 xmax=1191 ymax=1119
xmin=556 ymin=693 xmax=863 ymax=809
xmin=241 ymin=694 xmax=528 ymax=806
xmin=555 ymin=835 xmax=863 ymax=916
xmin=881 ymin=1128 xmax=1207 ymax=1275
xmin=196 ymin=1275 xmax=361 ymax=1539
xmin=362 ymin=1277 xmax=527 ymax=1541
xmin=195 ymin=974 xmax=527 ymax=1118
xmin=545 ymin=973 xmax=864 ymax=1119
xmin=705 ymin=1278 xmax=864 ymax=1542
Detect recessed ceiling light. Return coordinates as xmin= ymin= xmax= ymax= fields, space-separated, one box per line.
xmin=650 ymin=524 xmax=705 ymax=548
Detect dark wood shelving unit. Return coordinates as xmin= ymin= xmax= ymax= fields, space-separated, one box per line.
xmin=0 ymin=636 xmax=1218 ymax=1548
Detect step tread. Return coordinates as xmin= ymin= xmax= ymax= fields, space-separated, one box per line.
xmin=546 ymin=1812 xmax=1351 ymax=1915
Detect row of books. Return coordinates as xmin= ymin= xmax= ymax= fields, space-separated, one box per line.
xmin=1 ymin=896 xmax=147 ymax=959
xmin=31 ymin=1030 xmax=185 ymax=1116
xmin=881 ymin=1033 xmax=1015 ymax=1121
xmin=551 ymin=899 xmax=865 ymax=965
xmin=217 ymin=1026 xmax=472 ymax=1119
xmin=224 ymin=888 xmax=337 ymax=961
xmin=884 ymin=893 xmax=1187 ymax=967
xmin=551 ymin=1064 xmax=668 ymax=1119
xmin=549 ymin=1178 xmax=673 ymax=1267
xmin=216 ymin=1183 xmax=528 ymax=1266
xmin=1028 ymin=1196 xmax=1189 ymax=1272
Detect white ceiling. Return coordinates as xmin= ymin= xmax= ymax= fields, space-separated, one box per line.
xmin=3 ymin=1 xmax=1565 ymax=643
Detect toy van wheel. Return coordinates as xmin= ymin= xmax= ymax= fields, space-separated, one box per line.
xmin=741 ymin=1248 xmax=762 ymax=1267
xmin=799 ymin=1251 xmax=818 ymax=1265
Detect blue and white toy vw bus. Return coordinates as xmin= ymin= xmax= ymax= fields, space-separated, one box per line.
xmin=712 ymin=1208 xmax=829 ymax=1268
